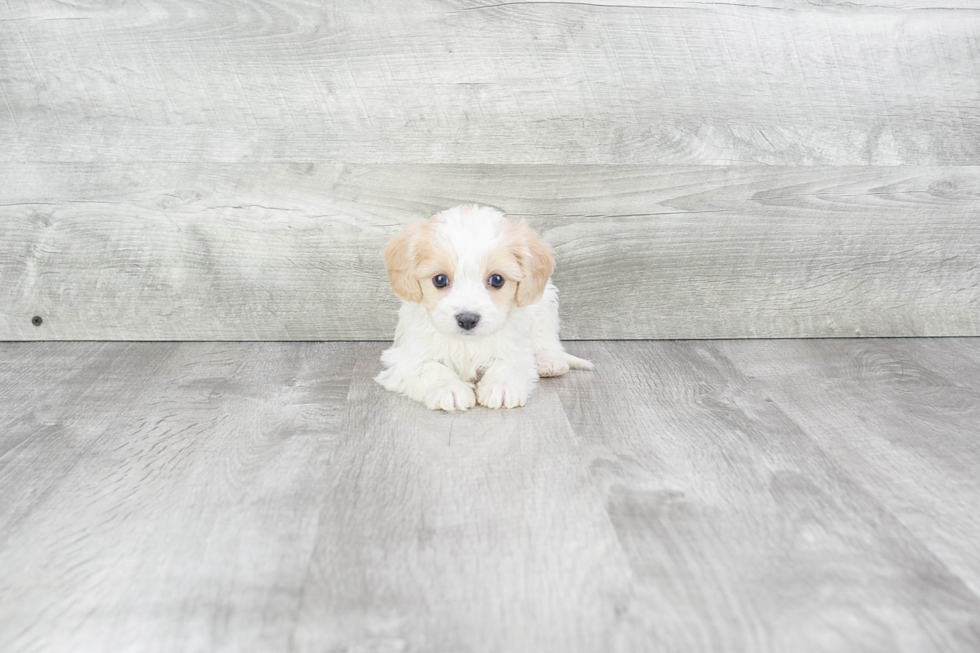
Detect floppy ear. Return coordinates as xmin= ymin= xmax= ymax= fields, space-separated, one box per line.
xmin=384 ymin=222 xmax=424 ymax=303
xmin=514 ymin=220 xmax=555 ymax=307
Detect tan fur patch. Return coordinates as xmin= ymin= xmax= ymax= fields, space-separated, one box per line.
xmin=385 ymin=212 xmax=552 ymax=311
xmin=384 ymin=222 xmax=425 ymax=302
xmin=504 ymin=220 xmax=555 ymax=306
xmin=417 ymin=252 xmax=456 ymax=312
xmin=385 ymin=218 xmax=456 ymax=304
xmin=482 ymin=246 xmax=522 ymax=312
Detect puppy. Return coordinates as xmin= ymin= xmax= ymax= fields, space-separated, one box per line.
xmin=375 ymin=204 xmax=593 ymax=411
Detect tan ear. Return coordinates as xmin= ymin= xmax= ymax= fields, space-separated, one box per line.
xmin=514 ymin=221 xmax=555 ymax=307
xmin=384 ymin=222 xmax=424 ymax=302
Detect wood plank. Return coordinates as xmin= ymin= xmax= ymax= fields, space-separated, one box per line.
xmin=882 ymin=337 xmax=980 ymax=393
xmin=1 ymin=0 xmax=978 ymax=164
xmin=2 ymin=163 xmax=978 ymax=340
xmin=290 ymin=343 xmax=638 ymax=652
xmin=3 ymin=340 xmax=980 ymax=651
xmin=556 ymin=341 xmax=980 ymax=652
xmin=0 ymin=342 xmax=357 ymax=653
xmin=714 ymin=338 xmax=980 ymax=597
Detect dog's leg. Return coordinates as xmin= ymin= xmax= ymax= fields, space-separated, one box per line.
xmin=531 ymin=280 xmax=594 ymax=377
xmin=477 ymin=361 xmax=537 ymax=409
xmin=376 ymin=356 xmax=476 ymax=411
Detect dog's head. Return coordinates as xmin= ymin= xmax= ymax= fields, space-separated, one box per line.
xmin=384 ymin=204 xmax=554 ymax=337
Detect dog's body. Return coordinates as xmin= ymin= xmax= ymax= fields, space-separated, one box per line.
xmin=375 ymin=204 xmax=592 ymax=411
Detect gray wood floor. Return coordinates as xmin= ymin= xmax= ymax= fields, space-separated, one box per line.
xmin=1 ymin=339 xmax=979 ymax=652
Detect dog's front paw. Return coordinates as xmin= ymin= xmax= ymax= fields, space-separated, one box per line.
xmin=477 ymin=382 xmax=528 ymax=409
xmin=535 ymin=351 xmax=570 ymax=378
xmin=425 ymin=382 xmax=476 ymax=412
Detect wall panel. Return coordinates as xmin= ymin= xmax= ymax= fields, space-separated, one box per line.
xmin=3 ymin=164 xmax=976 ymax=340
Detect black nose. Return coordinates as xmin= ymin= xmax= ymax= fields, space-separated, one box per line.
xmin=456 ymin=312 xmax=480 ymax=331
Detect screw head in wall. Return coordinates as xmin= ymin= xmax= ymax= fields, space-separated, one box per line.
xmin=31 ymin=316 xmax=43 ymax=327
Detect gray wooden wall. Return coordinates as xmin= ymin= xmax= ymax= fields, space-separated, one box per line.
xmin=2 ymin=0 xmax=978 ymax=340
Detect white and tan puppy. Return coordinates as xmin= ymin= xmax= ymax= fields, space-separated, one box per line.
xmin=375 ymin=204 xmax=593 ymax=411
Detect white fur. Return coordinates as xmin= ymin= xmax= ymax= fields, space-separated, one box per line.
xmin=375 ymin=205 xmax=593 ymax=411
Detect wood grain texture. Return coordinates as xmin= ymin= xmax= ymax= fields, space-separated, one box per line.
xmin=714 ymin=338 xmax=980 ymax=597
xmin=2 ymin=163 xmax=978 ymax=340
xmin=3 ymin=340 xmax=980 ymax=652
xmin=1 ymin=0 xmax=978 ymax=164
xmin=290 ymin=344 xmax=637 ymax=652
xmin=555 ymin=340 xmax=980 ymax=652
xmin=0 ymin=342 xmax=357 ymax=653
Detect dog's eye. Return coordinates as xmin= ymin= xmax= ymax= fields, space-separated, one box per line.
xmin=488 ymin=274 xmax=505 ymax=289
xmin=433 ymin=274 xmax=450 ymax=288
